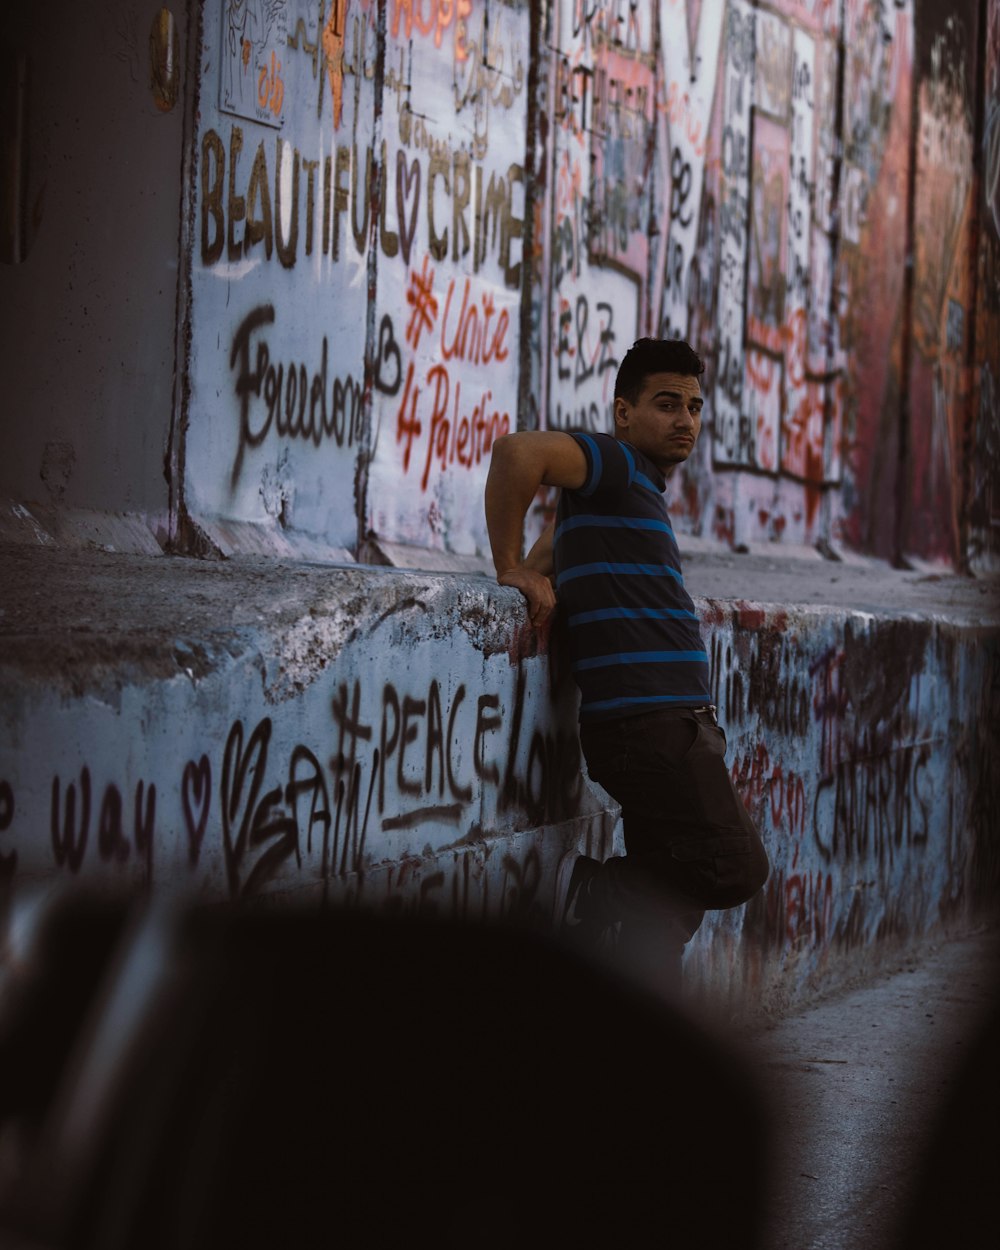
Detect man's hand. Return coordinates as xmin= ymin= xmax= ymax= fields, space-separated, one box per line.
xmin=497 ymin=566 xmax=557 ymax=627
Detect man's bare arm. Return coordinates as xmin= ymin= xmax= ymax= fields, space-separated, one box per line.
xmin=523 ymin=522 xmax=554 ymax=578
xmin=484 ymin=432 xmax=586 ymax=625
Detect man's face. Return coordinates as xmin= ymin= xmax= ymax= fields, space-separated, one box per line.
xmin=613 ymin=371 xmax=703 ymax=473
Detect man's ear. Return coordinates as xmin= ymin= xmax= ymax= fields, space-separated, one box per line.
xmin=613 ymin=396 xmax=630 ymax=431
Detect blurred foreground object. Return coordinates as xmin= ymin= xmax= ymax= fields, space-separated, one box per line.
xmin=0 ymin=889 xmax=771 ymax=1249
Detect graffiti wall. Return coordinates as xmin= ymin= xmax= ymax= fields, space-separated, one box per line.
xmin=690 ymin=602 xmax=1000 ymax=1006
xmin=174 ymin=0 xmax=997 ymax=570
xmin=366 ymin=1 xmax=529 ymax=551
xmin=0 ymin=2 xmax=994 ymax=567
xmin=187 ymin=0 xmax=375 ymax=551
xmin=1 ymin=569 xmax=996 ymax=1013
xmin=184 ymin=0 xmax=530 ymax=556
xmin=971 ymin=0 xmax=1000 ymax=571
xmin=0 ymin=571 xmax=608 ymax=921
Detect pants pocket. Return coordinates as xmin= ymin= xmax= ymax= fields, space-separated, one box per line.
xmin=684 ymin=721 xmax=742 ymax=827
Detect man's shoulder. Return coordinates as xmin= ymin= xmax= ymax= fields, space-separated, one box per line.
xmin=560 ymin=428 xmax=616 ymax=448
xmin=564 ymin=430 xmax=629 ymax=469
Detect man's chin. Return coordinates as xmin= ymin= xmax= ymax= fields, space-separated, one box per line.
xmin=661 ymin=447 xmax=694 ymax=470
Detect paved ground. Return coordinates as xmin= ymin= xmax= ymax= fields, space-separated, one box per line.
xmin=737 ymin=925 xmax=1000 ymax=1250
xmin=679 ymin=540 xmax=1000 ymax=625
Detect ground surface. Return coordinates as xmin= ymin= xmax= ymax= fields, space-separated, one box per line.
xmin=739 ymin=926 xmax=1000 ymax=1250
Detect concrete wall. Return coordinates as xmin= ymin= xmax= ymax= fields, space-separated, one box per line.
xmin=1 ymin=566 xmax=996 ymax=1017
xmin=1 ymin=3 xmax=185 ymax=531
xmin=1 ymin=1 xmax=998 ymax=1017
xmin=691 ymin=599 xmax=999 ymax=1012
xmin=3 ymin=0 xmax=998 ymax=570
xmin=2 ymin=568 xmax=612 ymax=915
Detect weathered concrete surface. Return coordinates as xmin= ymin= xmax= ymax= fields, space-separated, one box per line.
xmin=1 ymin=540 xmax=998 ymax=1019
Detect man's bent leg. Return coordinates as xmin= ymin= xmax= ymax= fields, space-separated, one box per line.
xmin=576 ymin=708 xmax=761 ymax=992
xmin=592 ymin=853 xmax=704 ymax=996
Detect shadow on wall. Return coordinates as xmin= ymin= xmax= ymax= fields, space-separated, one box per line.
xmin=0 ymin=889 xmax=771 ymax=1250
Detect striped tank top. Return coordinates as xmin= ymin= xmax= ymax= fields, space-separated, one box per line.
xmin=553 ymin=432 xmax=712 ymax=722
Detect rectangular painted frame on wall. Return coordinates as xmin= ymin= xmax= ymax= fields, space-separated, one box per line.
xmin=219 ymin=0 xmax=289 ymax=129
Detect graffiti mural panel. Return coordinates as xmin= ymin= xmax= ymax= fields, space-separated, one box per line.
xmin=186 ymin=0 xmax=376 ymax=549
xmin=163 ymin=0 xmax=997 ymax=570
xmin=906 ymin=1 xmax=979 ymax=565
xmin=712 ymin=0 xmax=755 ymax=471
xmin=544 ymin=0 xmax=654 ymax=450
xmin=366 ymin=0 xmax=530 ymax=556
xmin=969 ymin=0 xmax=1000 ymax=571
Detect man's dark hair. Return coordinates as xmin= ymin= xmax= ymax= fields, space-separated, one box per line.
xmin=614 ymin=338 xmax=705 ymax=404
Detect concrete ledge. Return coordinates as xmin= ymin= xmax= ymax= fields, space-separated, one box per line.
xmin=0 ymin=498 xmax=166 ymax=556
xmin=0 ymin=499 xmax=58 ymax=548
xmin=192 ymin=516 xmax=355 ymax=565
xmin=367 ymin=537 xmax=494 ymax=577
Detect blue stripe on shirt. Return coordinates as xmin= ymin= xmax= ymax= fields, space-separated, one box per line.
xmin=580 ymin=693 xmax=712 ymax=713
xmin=620 ymin=443 xmax=637 ymax=486
xmin=586 ymin=438 xmax=658 ymax=495
xmin=568 ymin=606 xmax=699 ymax=625
xmin=554 ymin=514 xmax=675 ymax=541
xmin=617 ymin=441 xmax=663 ymax=493
xmin=635 ymin=471 xmax=662 ymax=493
xmin=556 ymin=561 xmax=684 ymax=587
xmin=577 ymin=434 xmax=603 ymax=497
xmin=572 ymin=649 xmax=708 ymax=673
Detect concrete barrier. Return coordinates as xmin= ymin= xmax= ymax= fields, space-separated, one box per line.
xmin=1 ymin=545 xmax=997 ymax=1020
xmin=690 ymin=601 xmax=999 ymax=1017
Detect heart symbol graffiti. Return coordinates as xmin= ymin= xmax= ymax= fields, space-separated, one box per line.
xmin=182 ymin=755 xmax=211 ymax=866
xmin=397 ymin=151 xmax=421 ymax=265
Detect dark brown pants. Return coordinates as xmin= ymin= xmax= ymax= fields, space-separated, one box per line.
xmin=579 ymin=705 xmax=769 ymax=991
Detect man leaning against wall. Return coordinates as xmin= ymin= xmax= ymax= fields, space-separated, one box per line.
xmin=484 ymin=337 xmax=769 ymax=996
